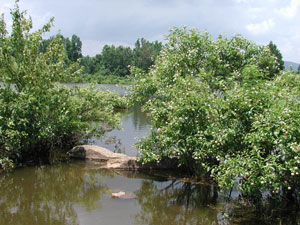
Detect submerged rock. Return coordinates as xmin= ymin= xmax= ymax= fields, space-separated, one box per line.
xmin=67 ymin=145 xmax=179 ymax=170
xmin=111 ymin=191 xmax=136 ymax=199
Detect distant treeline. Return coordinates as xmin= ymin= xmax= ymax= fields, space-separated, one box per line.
xmin=40 ymin=34 xmax=162 ymax=83
xmin=40 ymin=34 xmax=292 ymax=83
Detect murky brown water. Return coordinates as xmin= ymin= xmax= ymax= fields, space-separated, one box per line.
xmin=1 ymin=84 xmax=299 ymax=225
xmin=0 ymin=161 xmax=268 ymax=225
xmin=2 ymin=161 xmax=299 ymax=225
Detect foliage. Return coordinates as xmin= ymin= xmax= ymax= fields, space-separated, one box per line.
xmin=67 ymin=34 xmax=83 ymax=62
xmin=74 ymin=73 xmax=134 ymax=85
xmin=100 ymin=45 xmax=133 ymax=77
xmin=0 ymin=1 xmax=123 ymax=169
xmin=268 ymin=41 xmax=284 ymax=74
xmin=132 ymin=38 xmax=163 ymax=72
xmin=132 ymin=27 xmax=297 ymax=205
xmin=40 ymin=34 xmax=82 ymax=65
xmin=40 ymin=34 xmax=163 ymax=82
xmin=80 ymin=54 xmax=101 ymax=74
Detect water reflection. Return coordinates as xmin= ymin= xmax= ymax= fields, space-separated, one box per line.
xmin=0 ymin=161 xmax=231 ymax=225
xmin=134 ymin=180 xmax=228 ymax=225
xmin=66 ymin=83 xmax=151 ymax=157
xmin=1 ymin=161 xmax=297 ymax=225
xmin=0 ymin=162 xmax=111 ymax=225
xmin=89 ymin=105 xmax=151 ymax=157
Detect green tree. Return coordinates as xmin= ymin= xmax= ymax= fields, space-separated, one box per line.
xmin=100 ymin=45 xmax=133 ymax=76
xmin=132 ymin=27 xmax=299 ymax=206
xmin=133 ymin=38 xmax=162 ymax=72
xmin=80 ymin=54 xmax=103 ymax=74
xmin=0 ymin=1 xmax=123 ymax=169
xmin=40 ymin=34 xmax=82 ymax=64
xmin=268 ymin=41 xmax=284 ymax=74
xmin=68 ymin=34 xmax=82 ymax=62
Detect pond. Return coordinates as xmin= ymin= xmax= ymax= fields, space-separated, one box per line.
xmin=0 ymin=161 xmax=268 ymax=225
xmin=88 ymin=103 xmax=150 ymax=157
xmin=0 ymin=84 xmax=298 ymax=225
xmin=65 ymin=83 xmax=151 ymax=157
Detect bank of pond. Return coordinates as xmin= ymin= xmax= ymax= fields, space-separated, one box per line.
xmin=0 ymin=84 xmax=299 ymax=224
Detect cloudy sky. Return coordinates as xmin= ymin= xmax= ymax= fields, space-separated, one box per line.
xmin=1 ymin=0 xmax=300 ymax=63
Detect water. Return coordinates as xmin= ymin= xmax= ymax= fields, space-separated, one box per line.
xmin=1 ymin=84 xmax=299 ymax=224
xmin=65 ymin=83 xmax=151 ymax=157
xmin=0 ymin=161 xmax=267 ymax=225
xmin=89 ymin=105 xmax=151 ymax=157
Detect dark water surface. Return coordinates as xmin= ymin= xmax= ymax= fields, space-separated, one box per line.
xmin=0 ymin=161 xmax=265 ymax=225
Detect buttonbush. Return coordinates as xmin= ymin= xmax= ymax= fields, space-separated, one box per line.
xmin=132 ymin=27 xmax=299 ymax=204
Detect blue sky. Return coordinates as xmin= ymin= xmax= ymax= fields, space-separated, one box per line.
xmin=1 ymin=0 xmax=300 ymax=63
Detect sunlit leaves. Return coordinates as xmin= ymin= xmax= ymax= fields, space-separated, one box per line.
xmin=0 ymin=1 xmax=123 ymax=168
xmin=132 ymin=27 xmax=298 ymax=204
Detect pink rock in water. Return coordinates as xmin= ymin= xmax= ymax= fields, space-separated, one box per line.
xmin=68 ymin=145 xmax=179 ymax=170
xmin=111 ymin=191 xmax=136 ymax=199
xmin=111 ymin=191 xmax=126 ymax=198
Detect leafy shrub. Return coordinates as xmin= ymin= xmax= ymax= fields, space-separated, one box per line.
xmin=132 ymin=27 xmax=299 ymax=205
xmin=0 ymin=1 xmax=123 ymax=168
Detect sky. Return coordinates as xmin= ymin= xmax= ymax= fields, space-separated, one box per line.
xmin=1 ymin=0 xmax=300 ymax=63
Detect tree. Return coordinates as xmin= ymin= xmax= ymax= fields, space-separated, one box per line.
xmin=68 ymin=34 xmax=83 ymax=62
xmin=133 ymin=38 xmax=162 ymax=72
xmin=100 ymin=45 xmax=133 ymax=76
xmin=132 ymin=27 xmax=299 ymax=206
xmin=40 ymin=34 xmax=82 ymax=64
xmin=298 ymin=64 xmax=300 ymax=73
xmin=268 ymin=41 xmax=284 ymax=74
xmin=0 ymin=1 xmax=123 ymax=169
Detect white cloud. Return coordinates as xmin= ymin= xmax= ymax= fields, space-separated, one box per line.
xmin=233 ymin=0 xmax=249 ymax=3
xmin=0 ymin=0 xmax=300 ymax=62
xmin=246 ymin=19 xmax=275 ymax=35
xmin=276 ymin=0 xmax=300 ymax=19
xmin=276 ymin=32 xmax=300 ymax=62
xmin=82 ymin=40 xmax=132 ymax=57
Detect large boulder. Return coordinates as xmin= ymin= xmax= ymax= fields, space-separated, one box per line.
xmin=67 ymin=145 xmax=139 ymax=170
xmin=67 ymin=145 xmax=179 ymax=170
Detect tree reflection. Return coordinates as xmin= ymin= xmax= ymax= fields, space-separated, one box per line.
xmin=1 ymin=162 xmax=298 ymax=225
xmin=134 ymin=180 xmax=231 ymax=225
xmin=132 ymin=105 xmax=151 ymax=131
xmin=0 ymin=162 xmax=111 ymax=225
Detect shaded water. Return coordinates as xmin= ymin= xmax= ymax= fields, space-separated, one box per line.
xmin=0 ymin=161 xmax=269 ymax=225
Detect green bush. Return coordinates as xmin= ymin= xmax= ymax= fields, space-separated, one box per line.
xmin=132 ymin=27 xmax=299 ymax=205
xmin=0 ymin=1 xmax=123 ymax=168
xmin=74 ymin=73 xmax=134 ymax=84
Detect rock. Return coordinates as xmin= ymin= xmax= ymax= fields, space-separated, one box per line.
xmin=67 ymin=145 xmax=179 ymax=171
xmin=111 ymin=191 xmax=125 ymax=198
xmin=67 ymin=145 xmax=131 ymax=161
xmin=67 ymin=145 xmax=139 ymax=170
xmin=111 ymin=191 xmax=136 ymax=199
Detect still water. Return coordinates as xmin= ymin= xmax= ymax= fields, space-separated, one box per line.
xmin=89 ymin=104 xmax=150 ymax=157
xmin=0 ymin=84 xmax=298 ymax=225
xmin=0 ymin=161 xmax=263 ymax=225
xmin=65 ymin=83 xmax=151 ymax=157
